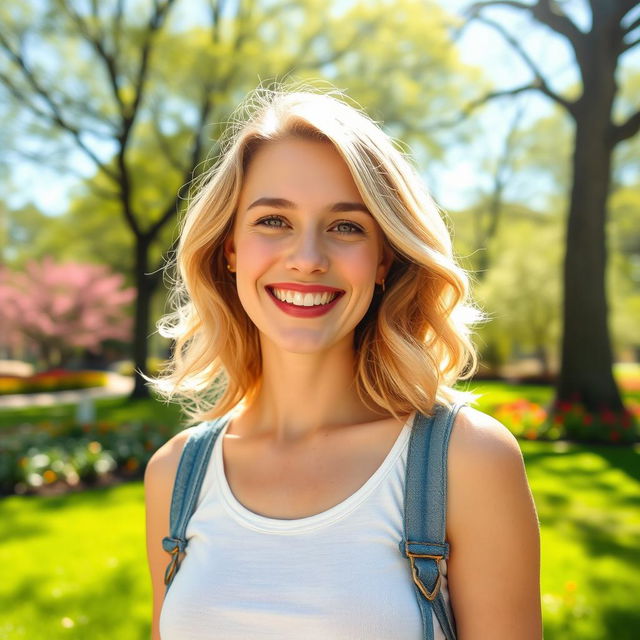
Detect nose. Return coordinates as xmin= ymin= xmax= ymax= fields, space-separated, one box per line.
xmin=284 ymin=228 xmax=329 ymax=274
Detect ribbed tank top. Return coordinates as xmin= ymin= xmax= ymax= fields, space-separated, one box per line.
xmin=160 ymin=412 xmax=449 ymax=639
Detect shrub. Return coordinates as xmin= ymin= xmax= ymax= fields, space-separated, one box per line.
xmin=0 ymin=419 xmax=177 ymax=495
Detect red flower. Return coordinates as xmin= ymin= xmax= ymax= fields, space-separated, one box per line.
xmin=610 ymin=431 xmax=620 ymax=443
xmin=583 ymin=414 xmax=593 ymax=426
xmin=601 ymin=409 xmax=616 ymax=425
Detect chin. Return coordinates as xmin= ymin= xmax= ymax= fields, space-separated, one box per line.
xmin=260 ymin=329 xmax=354 ymax=356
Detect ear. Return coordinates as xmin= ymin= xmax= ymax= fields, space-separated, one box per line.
xmin=223 ymin=232 xmax=236 ymax=271
xmin=376 ymin=240 xmax=395 ymax=284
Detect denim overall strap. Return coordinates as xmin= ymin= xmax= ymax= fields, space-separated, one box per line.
xmin=162 ymin=417 xmax=227 ymax=593
xmin=400 ymin=402 xmax=465 ymax=640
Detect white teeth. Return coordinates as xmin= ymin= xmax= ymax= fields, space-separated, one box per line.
xmin=271 ymin=288 xmax=338 ymax=307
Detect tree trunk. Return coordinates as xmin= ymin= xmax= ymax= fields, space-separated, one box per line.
xmin=130 ymin=236 xmax=155 ymax=399
xmin=554 ymin=51 xmax=623 ymax=412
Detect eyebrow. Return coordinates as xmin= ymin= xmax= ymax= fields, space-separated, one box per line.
xmin=246 ymin=197 xmax=372 ymax=216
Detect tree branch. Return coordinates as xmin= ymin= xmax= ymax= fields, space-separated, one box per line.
xmin=467 ymin=0 xmax=532 ymax=12
xmin=612 ymin=108 xmax=640 ymax=144
xmin=113 ymin=0 xmax=125 ymax=57
xmin=290 ymin=17 xmax=379 ymax=73
xmin=623 ymin=14 xmax=640 ymax=36
xmin=111 ymin=0 xmax=176 ymax=237
xmin=619 ymin=0 xmax=640 ymax=20
xmin=0 ymin=69 xmax=112 ymax=140
xmin=147 ymin=91 xmax=214 ymax=240
xmin=466 ymin=0 xmax=584 ymax=57
xmin=208 ymin=0 xmax=227 ymax=44
xmin=0 ymin=32 xmax=119 ymax=182
xmin=61 ymin=0 xmax=125 ymax=113
xmin=472 ymin=14 xmax=577 ymax=117
xmin=621 ymin=36 xmax=640 ymax=53
xmin=423 ymin=84 xmax=543 ymax=131
xmin=127 ymin=0 xmax=176 ymax=126
xmin=6 ymin=146 xmax=119 ymax=201
xmin=151 ymin=112 xmax=189 ymax=173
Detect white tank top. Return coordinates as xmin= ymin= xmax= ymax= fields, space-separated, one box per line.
xmin=160 ymin=412 xmax=449 ymax=639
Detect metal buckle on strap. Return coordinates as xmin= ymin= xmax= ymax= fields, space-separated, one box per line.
xmin=405 ymin=543 xmax=444 ymax=601
xmin=164 ymin=545 xmax=181 ymax=586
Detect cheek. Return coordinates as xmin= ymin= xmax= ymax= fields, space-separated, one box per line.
xmin=235 ymin=236 xmax=276 ymax=279
xmin=340 ymin=243 xmax=381 ymax=285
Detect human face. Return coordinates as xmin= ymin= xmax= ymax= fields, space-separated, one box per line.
xmin=224 ymin=136 xmax=393 ymax=355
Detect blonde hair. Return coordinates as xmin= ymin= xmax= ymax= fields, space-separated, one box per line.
xmin=149 ymin=82 xmax=485 ymax=423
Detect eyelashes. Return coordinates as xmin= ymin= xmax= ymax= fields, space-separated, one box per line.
xmin=254 ymin=215 xmax=365 ymax=236
xmin=333 ymin=221 xmax=364 ymax=235
xmin=255 ymin=216 xmax=288 ymax=229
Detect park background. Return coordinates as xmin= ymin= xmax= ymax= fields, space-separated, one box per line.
xmin=0 ymin=0 xmax=639 ymax=638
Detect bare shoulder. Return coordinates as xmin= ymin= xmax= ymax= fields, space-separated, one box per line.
xmin=144 ymin=427 xmax=196 ymax=490
xmin=448 ymin=405 xmax=525 ymax=474
xmin=446 ymin=404 xmax=533 ymax=534
xmin=445 ymin=405 xmax=542 ymax=638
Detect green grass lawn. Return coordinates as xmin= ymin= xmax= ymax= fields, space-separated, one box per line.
xmin=0 ymin=482 xmax=150 ymax=640
xmin=0 ymin=396 xmax=185 ymax=430
xmin=1 ymin=383 xmax=639 ymax=638
xmin=521 ymin=440 xmax=640 ymax=639
xmin=1 ymin=441 xmax=638 ymax=639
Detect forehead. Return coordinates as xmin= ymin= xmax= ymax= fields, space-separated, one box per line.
xmin=238 ymin=137 xmax=365 ymax=209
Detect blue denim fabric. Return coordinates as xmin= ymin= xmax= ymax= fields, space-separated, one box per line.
xmin=162 ymin=417 xmax=228 ymax=590
xmin=399 ymin=403 xmax=464 ymax=640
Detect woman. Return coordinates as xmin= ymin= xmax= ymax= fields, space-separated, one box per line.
xmin=144 ymin=85 xmax=542 ymax=639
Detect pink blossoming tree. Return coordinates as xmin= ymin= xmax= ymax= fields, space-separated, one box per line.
xmin=0 ymin=258 xmax=136 ymax=369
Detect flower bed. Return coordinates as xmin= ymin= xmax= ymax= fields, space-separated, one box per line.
xmin=492 ymin=398 xmax=640 ymax=444
xmin=0 ymin=420 xmax=178 ymax=495
xmin=2 ymin=394 xmax=638 ymax=496
xmin=0 ymin=369 xmax=108 ymax=395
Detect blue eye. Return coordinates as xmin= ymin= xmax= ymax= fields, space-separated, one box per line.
xmin=254 ymin=216 xmax=364 ymax=235
xmin=332 ymin=221 xmax=364 ymax=235
xmin=256 ymin=216 xmax=288 ymax=228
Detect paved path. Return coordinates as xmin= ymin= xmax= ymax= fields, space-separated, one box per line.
xmin=0 ymin=373 xmax=135 ymax=409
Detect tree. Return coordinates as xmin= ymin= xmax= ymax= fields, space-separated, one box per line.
xmin=0 ymin=0 xmax=481 ymax=398
xmin=462 ymin=0 xmax=640 ymax=419
xmin=476 ymin=216 xmax=562 ymax=375
xmin=0 ymin=0 xmax=376 ymax=396
xmin=0 ymin=257 xmax=135 ymax=368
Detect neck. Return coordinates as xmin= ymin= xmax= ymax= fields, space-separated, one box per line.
xmin=233 ymin=334 xmax=388 ymax=443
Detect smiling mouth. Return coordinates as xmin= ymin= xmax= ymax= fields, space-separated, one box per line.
xmin=267 ymin=287 xmax=343 ymax=307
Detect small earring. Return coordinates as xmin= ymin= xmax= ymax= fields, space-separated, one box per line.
xmin=226 ymin=264 xmax=235 ymax=273
xmin=380 ymin=278 xmax=386 ymax=293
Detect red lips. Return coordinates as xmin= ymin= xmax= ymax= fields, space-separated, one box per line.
xmin=266 ymin=282 xmax=344 ymax=294
xmin=264 ymin=283 xmax=345 ymax=319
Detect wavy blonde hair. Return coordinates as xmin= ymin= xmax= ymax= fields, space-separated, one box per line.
xmin=148 ymin=82 xmax=485 ymax=423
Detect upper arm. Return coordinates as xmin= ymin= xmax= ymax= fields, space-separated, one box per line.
xmin=445 ymin=407 xmax=542 ymax=639
xmin=144 ymin=429 xmax=192 ymax=640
